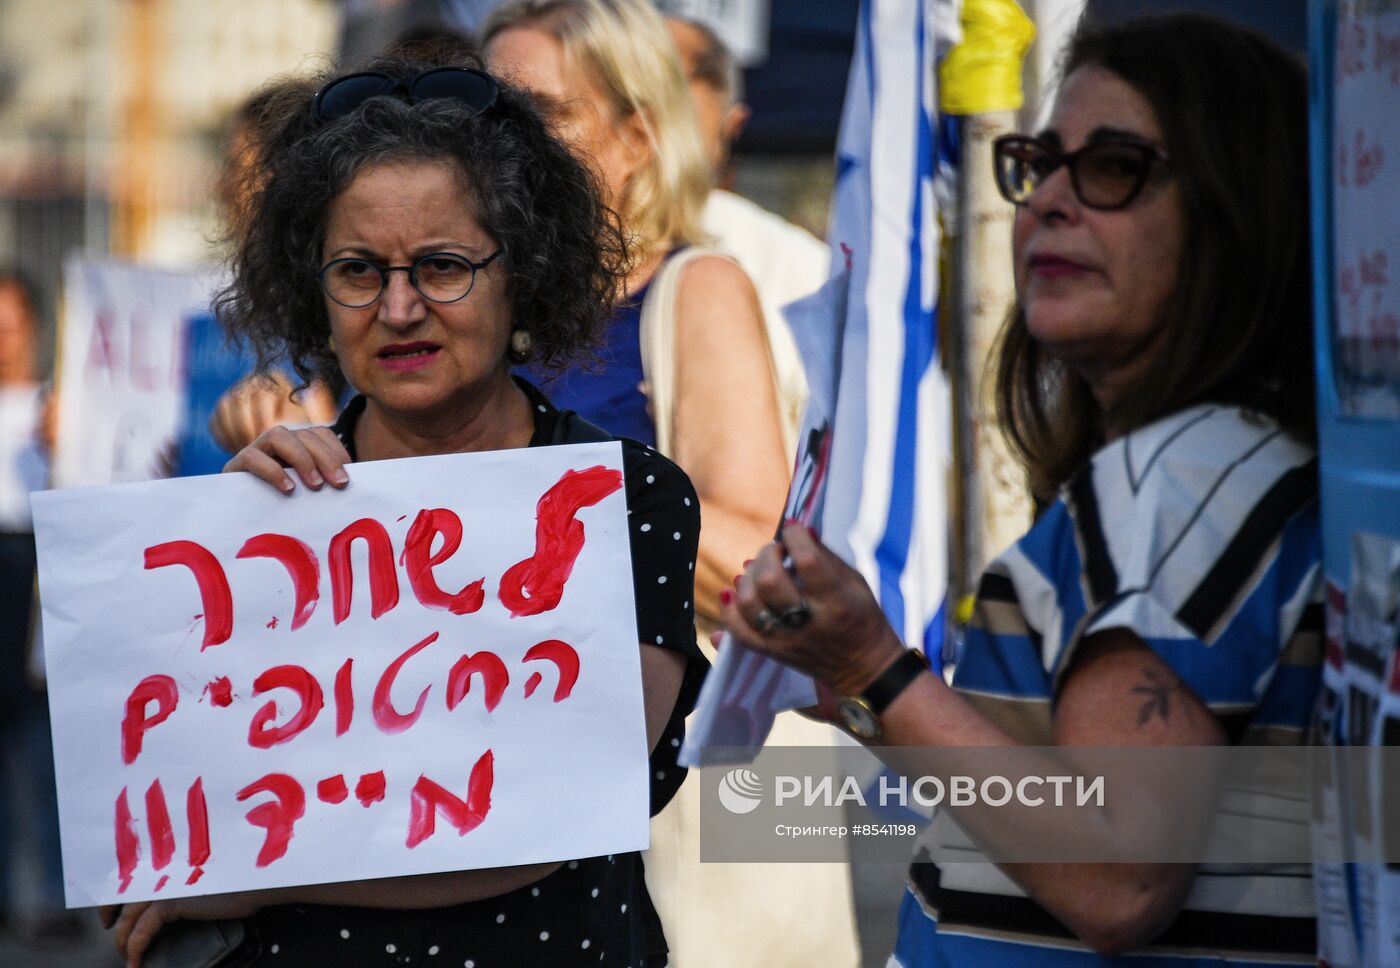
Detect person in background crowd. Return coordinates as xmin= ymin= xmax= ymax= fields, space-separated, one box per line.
xmin=0 ymin=270 xmax=79 ymax=943
xmin=184 ymin=90 xmax=338 ymax=471
xmin=482 ymin=3 xmax=860 ymax=965
xmin=665 ymin=14 xmax=829 ymax=458
xmin=103 ymin=56 xmax=704 ymax=968
xmin=726 ymin=14 xmax=1320 ymax=966
xmin=662 ymin=15 xmax=749 ymax=187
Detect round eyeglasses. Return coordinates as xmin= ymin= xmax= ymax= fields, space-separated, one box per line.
xmin=992 ymin=135 xmax=1169 ymax=211
xmin=317 ymin=250 xmax=505 ymax=308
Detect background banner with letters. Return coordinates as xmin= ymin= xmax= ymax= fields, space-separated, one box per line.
xmin=53 ymin=259 xmax=219 ymax=488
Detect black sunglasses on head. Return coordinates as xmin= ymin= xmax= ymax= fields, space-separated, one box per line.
xmin=311 ymin=67 xmax=499 ymax=124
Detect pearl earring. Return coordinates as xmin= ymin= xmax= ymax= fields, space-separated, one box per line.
xmin=511 ymin=329 xmax=533 ymax=356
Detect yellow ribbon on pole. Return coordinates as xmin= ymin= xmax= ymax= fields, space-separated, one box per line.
xmin=939 ymin=0 xmax=1036 ymax=114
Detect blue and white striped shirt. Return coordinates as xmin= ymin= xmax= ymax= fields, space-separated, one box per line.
xmin=897 ymin=404 xmax=1323 ymax=966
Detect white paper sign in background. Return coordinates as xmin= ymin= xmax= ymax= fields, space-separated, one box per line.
xmin=34 ymin=441 xmax=648 ymax=907
xmin=53 ymin=259 xmax=217 ymax=488
xmin=1332 ymin=2 xmax=1400 ymax=416
xmin=656 ymin=0 xmax=770 ymax=66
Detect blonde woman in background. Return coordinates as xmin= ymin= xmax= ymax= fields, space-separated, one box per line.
xmin=482 ymin=3 xmax=861 ymax=966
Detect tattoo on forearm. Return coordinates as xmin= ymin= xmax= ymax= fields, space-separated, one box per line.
xmin=1132 ymin=667 xmax=1184 ymax=727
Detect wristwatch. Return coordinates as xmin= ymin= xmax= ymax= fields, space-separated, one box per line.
xmin=836 ymin=649 xmax=929 ymax=742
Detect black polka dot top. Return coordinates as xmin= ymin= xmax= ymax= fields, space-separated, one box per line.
xmin=239 ymin=380 xmax=707 ymax=967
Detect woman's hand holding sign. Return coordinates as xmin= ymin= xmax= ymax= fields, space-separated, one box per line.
xmin=224 ymin=425 xmax=351 ymax=494
xmin=103 ymin=893 xmax=264 ymax=968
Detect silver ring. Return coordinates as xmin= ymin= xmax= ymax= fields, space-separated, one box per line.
xmin=754 ymin=607 xmax=780 ymax=635
xmin=779 ymin=600 xmax=812 ymax=629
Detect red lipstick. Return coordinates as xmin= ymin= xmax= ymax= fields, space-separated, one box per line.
xmin=377 ymin=341 xmax=440 ymax=373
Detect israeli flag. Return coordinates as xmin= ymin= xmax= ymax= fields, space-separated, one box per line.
xmin=681 ymin=0 xmax=960 ymax=765
xmin=824 ymin=0 xmax=960 ymax=659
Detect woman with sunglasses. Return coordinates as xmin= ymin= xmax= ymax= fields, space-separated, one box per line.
xmin=725 ymin=14 xmax=1320 ymax=966
xmin=102 ymin=57 xmax=706 ymax=968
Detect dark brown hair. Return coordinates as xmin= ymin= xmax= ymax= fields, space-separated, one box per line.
xmin=214 ymin=56 xmax=627 ymax=386
xmin=995 ymin=13 xmax=1312 ymax=499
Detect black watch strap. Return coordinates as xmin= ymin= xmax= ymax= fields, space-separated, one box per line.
xmin=861 ymin=649 xmax=930 ymax=714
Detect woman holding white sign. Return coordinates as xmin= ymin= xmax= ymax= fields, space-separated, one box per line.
xmin=102 ymin=56 xmax=705 ymax=968
xmin=725 ymin=13 xmax=1322 ymax=968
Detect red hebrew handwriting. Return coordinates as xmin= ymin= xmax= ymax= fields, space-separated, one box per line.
xmin=248 ymin=666 xmax=325 ymax=749
xmin=355 ymin=771 xmax=387 ymax=807
xmin=115 ymin=752 xmax=505 ymax=887
xmin=186 ymin=779 xmax=210 ymax=885
xmin=1375 ymin=23 xmax=1400 ymax=84
xmin=109 ymin=464 xmax=616 ymax=891
xmin=122 ymin=675 xmax=179 ymax=765
xmin=1337 ymin=250 xmax=1388 ymax=326
xmin=373 ymin=632 xmax=438 ymax=734
xmin=329 ymin=519 xmax=400 ymax=624
xmin=122 ymin=638 xmax=580 ymax=764
xmin=1341 ymin=263 xmax=1358 ymax=316
xmin=237 ymin=534 xmax=320 ymax=629
xmin=203 ymin=677 xmax=234 ymax=707
xmin=1354 ymin=129 xmax=1385 ymax=187
xmin=317 ymin=775 xmax=349 ymax=804
xmin=1339 ymin=16 xmax=1367 ymax=80
xmin=142 ymin=466 xmax=612 ymax=634
xmin=236 ymin=774 xmax=306 ymax=868
xmin=1361 ymin=250 xmax=1389 ymax=286
xmin=446 ymin=651 xmax=509 ymax=713
xmin=145 ymin=779 xmax=176 ymax=872
xmin=521 ymin=640 xmax=581 ymax=702
xmin=144 ymin=541 xmax=233 ymax=648
xmin=499 ymin=466 xmax=623 ymax=617
xmin=112 ymin=637 xmax=582 ymax=885
xmin=402 ymin=509 xmax=486 ymax=614
xmin=115 ymin=778 xmax=211 ymax=893
xmin=115 ymin=789 xmax=140 ymax=892
xmin=334 ymin=659 xmax=354 ymax=736
xmin=406 ymin=751 xmax=495 ymax=848
xmin=1335 ymin=244 xmax=1399 ymax=374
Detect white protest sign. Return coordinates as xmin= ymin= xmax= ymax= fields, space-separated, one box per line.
xmin=34 ymin=441 xmax=649 ymax=907
xmin=53 ymin=259 xmax=217 ymax=488
xmin=1332 ymin=3 xmax=1400 ymax=416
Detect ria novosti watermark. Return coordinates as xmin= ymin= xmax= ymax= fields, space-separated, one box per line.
xmin=720 ymin=767 xmax=1105 ymax=812
xmin=698 ymin=745 xmax=1400 ymax=865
